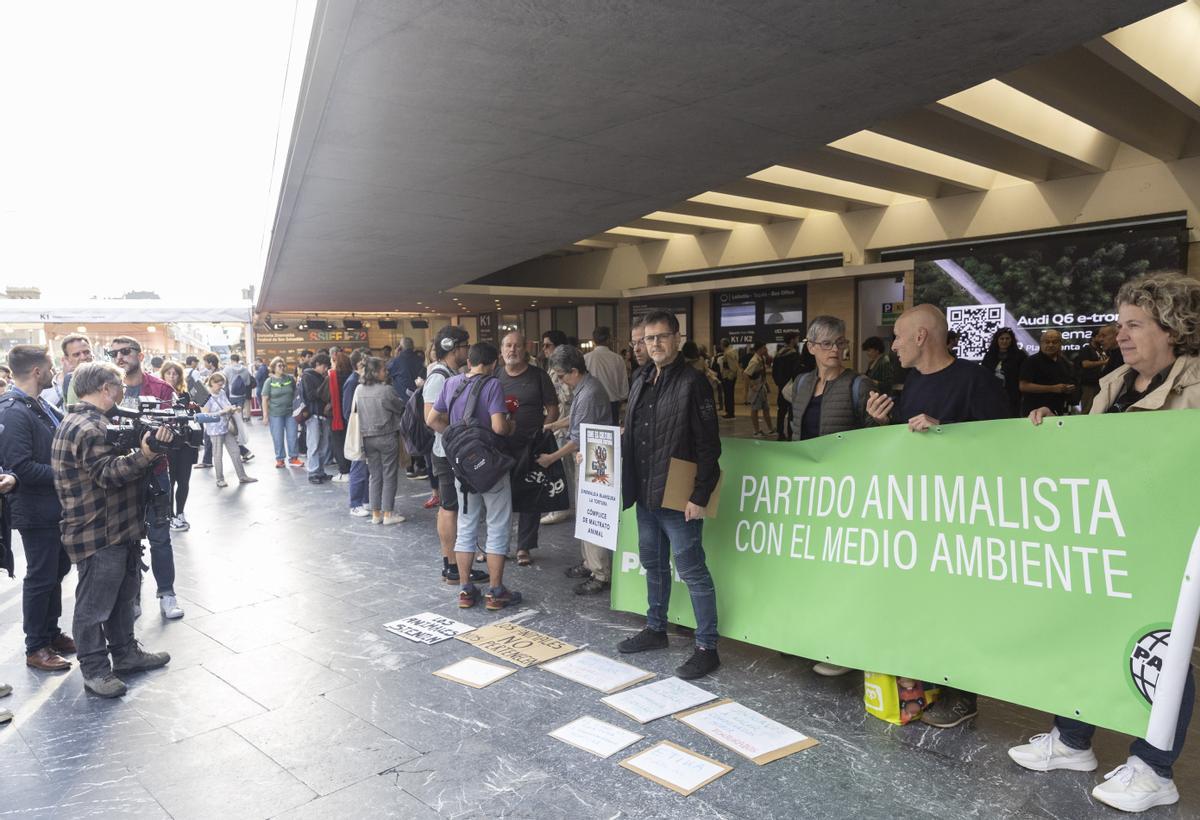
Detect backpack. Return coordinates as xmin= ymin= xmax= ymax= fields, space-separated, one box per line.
xmin=440 ymin=375 xmax=514 ymax=500
xmin=187 ymin=372 xmax=211 ymax=406
xmin=230 ymin=371 xmax=248 ymax=399
xmin=399 ymin=364 xmax=449 ymax=456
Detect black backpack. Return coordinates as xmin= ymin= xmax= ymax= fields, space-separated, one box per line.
xmin=399 ymin=364 xmax=448 ymax=456
xmin=441 ymin=375 xmax=514 ymax=499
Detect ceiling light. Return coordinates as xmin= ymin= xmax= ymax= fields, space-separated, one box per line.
xmin=688 ymin=191 xmax=810 ymax=219
xmin=644 ymin=210 xmax=741 ymax=230
xmin=748 ymin=166 xmax=917 ymax=206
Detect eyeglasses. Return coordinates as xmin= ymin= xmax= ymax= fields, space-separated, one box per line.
xmin=106 ymin=347 xmax=138 ymax=358
xmin=808 ymin=338 xmax=848 ymax=351
xmin=630 ymin=338 xmax=646 ymax=347
xmin=643 ymin=332 xmax=676 ymax=345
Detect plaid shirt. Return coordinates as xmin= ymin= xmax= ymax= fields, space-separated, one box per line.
xmin=51 ymin=402 xmax=154 ymax=563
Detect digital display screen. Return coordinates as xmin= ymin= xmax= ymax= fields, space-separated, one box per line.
xmin=719 ymin=304 xmax=757 ymax=327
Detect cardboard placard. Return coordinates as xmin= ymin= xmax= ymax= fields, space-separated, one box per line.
xmin=540 ymin=651 xmax=654 ymax=694
xmin=456 ymin=621 xmax=578 ymax=667
xmin=548 ymin=716 xmax=644 ymax=759
xmin=619 ymin=740 xmax=732 ymax=796
xmin=675 ymin=699 xmax=819 ymax=765
xmin=383 ymin=612 xmax=475 ymax=645
xmin=600 ymin=676 xmax=717 ymax=724
xmin=432 ymin=657 xmax=517 ymax=689
xmin=661 ymin=458 xmax=722 ymax=518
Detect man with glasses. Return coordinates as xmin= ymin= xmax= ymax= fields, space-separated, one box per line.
xmin=864 ymin=304 xmax=1006 ymax=727
xmin=617 ymin=311 xmax=722 ymax=679
xmin=51 ymin=361 xmax=172 ymax=697
xmin=107 ymin=337 xmax=184 ymax=620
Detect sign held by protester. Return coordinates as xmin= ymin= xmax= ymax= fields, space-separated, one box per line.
xmin=612 ymin=412 xmax=1200 ymax=744
xmin=457 ymin=621 xmax=578 ymax=667
xmin=576 ymin=424 xmax=622 ymax=551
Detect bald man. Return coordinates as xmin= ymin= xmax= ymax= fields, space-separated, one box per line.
xmin=864 ymin=304 xmax=1006 ymax=728
xmin=866 ymin=304 xmax=1007 ymax=433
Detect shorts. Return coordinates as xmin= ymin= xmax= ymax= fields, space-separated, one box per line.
xmin=433 ymin=454 xmax=458 ymax=511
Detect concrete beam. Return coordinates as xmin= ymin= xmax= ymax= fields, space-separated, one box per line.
xmin=626 ymin=218 xmax=706 ymax=235
xmin=666 ymin=200 xmax=774 ymax=224
xmin=714 ymin=178 xmax=857 ymax=213
xmin=782 ymin=147 xmax=974 ymax=197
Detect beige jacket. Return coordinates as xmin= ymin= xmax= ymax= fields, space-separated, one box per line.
xmin=1091 ymin=355 xmax=1200 ymax=414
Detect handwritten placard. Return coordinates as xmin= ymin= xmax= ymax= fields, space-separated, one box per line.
xmin=540 ymin=651 xmax=654 ymax=694
xmin=432 ymin=657 xmax=517 ymax=689
xmin=549 ymin=716 xmax=644 ymax=759
xmin=619 ymin=740 xmax=731 ymax=796
xmin=676 ymin=699 xmax=819 ymax=764
xmin=600 ymin=676 xmax=717 ymax=724
xmin=456 ymin=621 xmax=577 ymax=667
xmin=383 ymin=612 xmax=475 ymax=645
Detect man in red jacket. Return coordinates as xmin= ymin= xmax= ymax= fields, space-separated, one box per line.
xmin=108 ymin=337 xmax=184 ymax=620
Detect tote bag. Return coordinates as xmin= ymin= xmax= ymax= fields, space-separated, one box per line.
xmin=343 ymin=390 xmax=363 ymax=461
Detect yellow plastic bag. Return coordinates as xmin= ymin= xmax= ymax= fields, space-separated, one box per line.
xmin=864 ymin=672 xmax=940 ymax=725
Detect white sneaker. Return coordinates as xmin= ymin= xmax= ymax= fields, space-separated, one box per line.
xmin=1091 ymin=756 xmax=1179 ymax=812
xmin=540 ymin=510 xmax=571 ymax=525
xmin=813 ymin=662 xmax=853 ymax=677
xmin=349 ymin=505 xmax=371 ymax=517
xmin=159 ymin=595 xmax=184 ymax=620
xmin=169 ymin=513 xmax=190 ymax=531
xmin=1008 ymin=727 xmax=1098 ymax=772
xmin=381 ymin=513 xmax=405 ymax=525
xmin=332 ymin=473 xmax=349 ymax=483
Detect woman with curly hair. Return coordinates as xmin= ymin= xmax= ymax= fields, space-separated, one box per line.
xmin=1012 ymin=272 xmax=1200 ymax=813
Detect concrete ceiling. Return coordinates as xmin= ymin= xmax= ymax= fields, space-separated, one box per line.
xmin=259 ymin=0 xmax=1175 ymax=312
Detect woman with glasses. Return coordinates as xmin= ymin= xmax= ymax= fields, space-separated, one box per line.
xmin=1011 ymin=272 xmax=1200 ymax=813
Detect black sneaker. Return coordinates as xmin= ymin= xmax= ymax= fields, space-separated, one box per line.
xmin=574 ymin=578 xmax=610 ymax=595
xmin=564 ymin=564 xmax=591 ymax=579
xmin=919 ymin=691 xmax=978 ymax=728
xmin=112 ymin=642 xmax=171 ymax=674
xmin=675 ymin=646 xmax=720 ymax=680
xmin=308 ymin=476 xmax=325 ymax=485
xmin=443 ymin=565 xmax=487 ymax=585
xmin=618 ymin=627 xmax=668 ymax=655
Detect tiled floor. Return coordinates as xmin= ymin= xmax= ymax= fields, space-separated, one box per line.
xmin=1 ymin=419 xmax=1197 ymax=819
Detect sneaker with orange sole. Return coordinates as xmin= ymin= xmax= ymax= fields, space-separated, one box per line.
xmin=275 ymin=459 xmax=285 ymax=468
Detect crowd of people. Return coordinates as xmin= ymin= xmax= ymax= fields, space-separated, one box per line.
xmin=0 ymin=271 xmax=1197 ymax=813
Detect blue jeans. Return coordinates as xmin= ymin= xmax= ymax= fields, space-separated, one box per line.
xmin=305 ymin=416 xmax=330 ymax=477
xmin=145 ymin=470 xmax=176 ymax=596
xmin=636 ymin=503 xmax=718 ymax=650
xmin=18 ymin=527 xmax=70 ymax=653
xmin=1055 ymin=665 xmax=1195 ymax=779
xmin=268 ymin=414 xmax=298 ymax=459
xmin=454 ymin=474 xmax=512 ymax=556
xmin=349 ymin=459 xmax=369 ymax=508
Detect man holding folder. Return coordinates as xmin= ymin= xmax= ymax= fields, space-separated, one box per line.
xmin=617 ymin=310 xmax=722 ymax=679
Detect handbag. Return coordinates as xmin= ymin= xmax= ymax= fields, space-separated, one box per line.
xmin=511 ymin=429 xmax=570 ymax=514
xmin=344 ymin=390 xmax=363 ymax=461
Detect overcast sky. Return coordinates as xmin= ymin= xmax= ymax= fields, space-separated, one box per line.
xmin=0 ymin=1 xmax=311 ymax=304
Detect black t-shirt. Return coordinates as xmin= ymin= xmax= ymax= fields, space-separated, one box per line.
xmin=1019 ymin=353 xmax=1076 ymax=416
xmin=800 ymin=393 xmax=823 ymax=440
xmin=895 ymin=359 xmax=1008 ymax=425
xmin=1075 ymin=346 xmax=1104 ymax=387
xmin=497 ymin=365 xmax=557 ymax=446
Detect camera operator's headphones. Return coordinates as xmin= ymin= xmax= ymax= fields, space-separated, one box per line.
xmin=438 ymin=330 xmax=468 ymax=352
xmin=439 ymin=336 xmax=456 ymax=351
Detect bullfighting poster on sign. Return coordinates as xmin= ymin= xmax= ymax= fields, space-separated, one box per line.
xmin=576 ymin=424 xmax=622 ymax=551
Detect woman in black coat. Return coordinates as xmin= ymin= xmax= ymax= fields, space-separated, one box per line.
xmin=979 ymin=327 xmax=1027 ymax=417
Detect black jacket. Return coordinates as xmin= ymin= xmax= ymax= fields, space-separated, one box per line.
xmin=1 ymin=468 xmax=15 ymax=578
xmin=980 ymin=347 xmax=1027 ymax=417
xmin=300 ymin=367 xmax=331 ymax=417
xmin=622 ymin=354 xmax=721 ymax=510
xmin=0 ymin=391 xmax=63 ymax=528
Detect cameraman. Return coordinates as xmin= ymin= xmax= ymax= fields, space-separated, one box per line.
xmin=0 ymin=346 xmax=74 ymax=673
xmin=51 ymin=362 xmax=171 ymax=698
xmin=108 ymin=337 xmax=183 ymax=619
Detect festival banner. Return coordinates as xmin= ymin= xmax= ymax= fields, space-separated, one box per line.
xmin=611 ymin=412 xmax=1200 ymax=744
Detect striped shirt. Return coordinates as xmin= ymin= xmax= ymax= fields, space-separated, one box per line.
xmin=51 ymin=402 xmax=154 ymax=563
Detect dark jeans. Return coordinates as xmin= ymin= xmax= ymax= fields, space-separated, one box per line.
xmin=720 ymin=379 xmax=736 ymax=417
xmin=145 ymin=471 xmax=176 ymax=596
xmin=19 ymin=527 xmax=70 ymax=653
xmin=167 ymin=447 xmax=193 ymax=515
xmin=635 ymin=503 xmax=718 ymax=649
xmin=331 ymin=427 xmax=351 ymax=475
xmin=776 ymin=396 xmax=792 ymax=440
xmin=1056 ymin=665 xmax=1195 ymax=779
xmin=73 ymin=542 xmax=139 ymax=678
xmin=349 ymin=459 xmax=369 ymax=508
xmin=517 ymin=510 xmax=541 ymax=552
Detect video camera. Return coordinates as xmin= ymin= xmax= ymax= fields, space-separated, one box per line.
xmin=105 ymin=395 xmax=205 ymax=454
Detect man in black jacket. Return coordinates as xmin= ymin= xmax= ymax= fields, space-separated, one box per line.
xmin=301 ymin=354 xmax=332 ymax=484
xmin=0 ymin=346 xmax=75 ymax=673
xmin=617 ymin=311 xmax=722 ymax=679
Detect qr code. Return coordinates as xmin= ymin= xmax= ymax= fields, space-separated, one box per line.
xmin=947 ymin=304 xmax=1005 ymax=361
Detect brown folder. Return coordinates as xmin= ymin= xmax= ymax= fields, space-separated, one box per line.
xmin=661 ymin=458 xmax=722 ymax=518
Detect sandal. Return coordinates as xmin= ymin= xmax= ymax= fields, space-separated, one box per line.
xmin=516 ymin=550 xmax=532 ymax=566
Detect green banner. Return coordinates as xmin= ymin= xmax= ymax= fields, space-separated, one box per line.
xmin=611 ymin=412 xmax=1200 ymax=740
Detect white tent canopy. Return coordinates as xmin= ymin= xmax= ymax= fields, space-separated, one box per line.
xmin=0 ymin=300 xmax=252 ymax=323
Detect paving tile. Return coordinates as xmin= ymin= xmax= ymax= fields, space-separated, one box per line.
xmin=188 ymin=605 xmax=310 ymax=653
xmin=132 ymin=727 xmax=315 ymax=820
xmin=127 ymin=665 xmax=266 ymax=742
xmin=232 ymin=695 xmax=421 ymax=796
xmin=269 ymin=773 xmax=438 ymax=820
xmin=204 ymin=644 xmax=354 ymax=709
